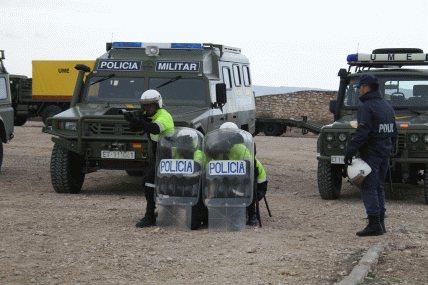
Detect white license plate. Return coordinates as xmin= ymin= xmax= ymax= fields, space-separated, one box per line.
xmin=331 ymin=156 xmax=344 ymax=164
xmin=101 ymin=151 xmax=135 ymax=159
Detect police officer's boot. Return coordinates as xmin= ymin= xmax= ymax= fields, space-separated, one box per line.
xmin=356 ymin=215 xmax=384 ymax=237
xmin=136 ymin=187 xmax=157 ymax=228
xmin=380 ymin=213 xmax=386 ymax=233
xmin=246 ymin=204 xmax=257 ymax=226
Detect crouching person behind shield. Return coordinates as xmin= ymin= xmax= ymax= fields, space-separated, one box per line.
xmin=203 ymin=122 xmax=267 ymax=230
xmin=155 ymin=127 xmax=207 ymax=230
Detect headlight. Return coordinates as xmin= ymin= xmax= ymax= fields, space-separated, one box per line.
xmin=64 ymin=121 xmax=77 ymax=131
xmin=338 ymin=133 xmax=348 ymax=142
xmin=409 ymin=134 xmax=419 ymax=143
xmin=423 ymin=134 xmax=428 ymax=144
xmin=325 ymin=133 xmax=334 ymax=142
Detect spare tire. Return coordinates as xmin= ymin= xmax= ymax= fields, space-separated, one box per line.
xmin=372 ymin=48 xmax=424 ymax=54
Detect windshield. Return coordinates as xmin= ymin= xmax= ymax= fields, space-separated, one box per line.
xmin=85 ymin=77 xmax=145 ymax=102
xmin=344 ymin=76 xmax=428 ymax=109
xmin=84 ymin=76 xmax=207 ymax=104
xmin=149 ymin=78 xmax=206 ymax=104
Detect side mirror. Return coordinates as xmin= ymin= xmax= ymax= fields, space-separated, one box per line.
xmin=329 ymin=100 xmax=337 ymax=114
xmin=213 ymin=83 xmax=227 ymax=108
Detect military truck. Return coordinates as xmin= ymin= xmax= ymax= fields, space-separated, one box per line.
xmin=10 ymin=60 xmax=95 ymax=126
xmin=0 ymin=50 xmax=15 ymax=171
xmin=43 ymin=42 xmax=256 ymax=194
xmin=317 ymin=48 xmax=428 ymax=205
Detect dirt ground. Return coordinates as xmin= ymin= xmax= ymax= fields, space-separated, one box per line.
xmin=0 ymin=121 xmax=427 ymax=285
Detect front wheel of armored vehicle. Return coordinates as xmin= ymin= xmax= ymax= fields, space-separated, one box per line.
xmin=317 ymin=160 xmax=342 ymax=199
xmin=424 ymin=166 xmax=428 ymax=205
xmin=50 ymin=144 xmax=86 ymax=194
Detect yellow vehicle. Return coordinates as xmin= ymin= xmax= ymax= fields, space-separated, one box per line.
xmin=10 ymin=60 xmax=95 ymax=125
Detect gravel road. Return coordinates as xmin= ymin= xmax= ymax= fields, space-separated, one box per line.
xmin=0 ymin=121 xmax=427 ymax=284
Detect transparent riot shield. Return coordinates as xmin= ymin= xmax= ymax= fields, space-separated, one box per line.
xmin=155 ymin=127 xmax=204 ymax=230
xmin=202 ymin=128 xmax=254 ymax=231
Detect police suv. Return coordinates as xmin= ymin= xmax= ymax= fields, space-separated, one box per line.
xmin=317 ymin=48 xmax=428 ymax=204
xmin=44 ymin=42 xmax=256 ymax=194
xmin=0 ymin=50 xmax=14 ymax=171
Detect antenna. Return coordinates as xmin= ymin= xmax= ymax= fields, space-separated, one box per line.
xmin=357 ymin=43 xmax=359 ymax=54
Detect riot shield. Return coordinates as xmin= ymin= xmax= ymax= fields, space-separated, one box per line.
xmin=155 ymin=127 xmax=204 ymax=230
xmin=202 ymin=128 xmax=254 ymax=231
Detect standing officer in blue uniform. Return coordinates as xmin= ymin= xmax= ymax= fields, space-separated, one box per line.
xmin=124 ymin=90 xmax=174 ymax=228
xmin=344 ymin=74 xmax=398 ymax=237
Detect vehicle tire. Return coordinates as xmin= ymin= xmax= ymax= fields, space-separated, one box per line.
xmin=317 ymin=160 xmax=342 ymax=200
xmin=14 ymin=114 xmax=28 ymax=126
xmin=263 ymin=123 xmax=279 ymax=136
xmin=424 ymin=166 xmax=428 ymax=205
xmin=41 ymin=105 xmax=62 ymax=126
xmin=50 ymin=144 xmax=85 ymax=194
xmin=0 ymin=140 xmax=3 ymax=171
xmin=372 ymin=48 xmax=424 ymax=54
xmin=126 ymin=170 xmax=145 ymax=176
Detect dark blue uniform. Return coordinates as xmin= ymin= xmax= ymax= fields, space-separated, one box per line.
xmin=344 ymin=90 xmax=398 ymax=216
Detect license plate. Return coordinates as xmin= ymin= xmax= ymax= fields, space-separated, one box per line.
xmin=331 ymin=156 xmax=344 ymax=164
xmin=101 ymin=151 xmax=135 ymax=159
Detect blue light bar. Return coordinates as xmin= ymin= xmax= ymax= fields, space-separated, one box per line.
xmin=171 ymin=43 xmax=203 ymax=49
xmin=347 ymin=54 xmax=358 ymax=62
xmin=112 ymin=42 xmax=142 ymax=48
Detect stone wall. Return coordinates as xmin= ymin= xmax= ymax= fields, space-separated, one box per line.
xmin=255 ymin=90 xmax=338 ymax=125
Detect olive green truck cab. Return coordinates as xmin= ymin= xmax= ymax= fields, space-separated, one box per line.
xmin=317 ymin=48 xmax=428 ymax=205
xmin=44 ymin=42 xmax=256 ymax=193
xmin=0 ymin=50 xmax=14 ymax=171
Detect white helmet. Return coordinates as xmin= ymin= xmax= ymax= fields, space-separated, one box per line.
xmin=140 ymin=89 xmax=162 ymax=108
xmin=177 ymin=128 xmax=199 ymax=148
xmin=347 ymin=158 xmax=372 ymax=188
xmin=220 ymin=122 xmax=239 ymax=129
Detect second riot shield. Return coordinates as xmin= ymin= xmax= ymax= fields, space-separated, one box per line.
xmin=202 ymin=128 xmax=254 ymax=231
xmin=155 ymin=127 xmax=204 ymax=230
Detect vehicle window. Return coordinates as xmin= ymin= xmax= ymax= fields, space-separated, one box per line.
xmin=243 ymin=65 xmax=251 ymax=86
xmin=149 ymin=78 xmax=206 ymax=104
xmin=344 ymin=76 xmax=428 ymax=108
xmin=222 ymin=67 xmax=232 ymax=89
xmin=233 ymin=65 xmax=241 ymax=87
xmin=85 ymin=77 xmax=145 ymax=102
xmin=0 ymin=78 xmax=7 ymax=99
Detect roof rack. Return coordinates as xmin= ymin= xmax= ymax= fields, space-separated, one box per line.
xmin=203 ymin=44 xmax=241 ymax=56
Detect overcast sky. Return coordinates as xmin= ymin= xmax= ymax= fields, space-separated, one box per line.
xmin=2 ymin=0 xmax=428 ymax=90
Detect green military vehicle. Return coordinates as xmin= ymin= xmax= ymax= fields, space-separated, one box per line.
xmin=0 ymin=50 xmax=14 ymax=171
xmin=44 ymin=42 xmax=256 ymax=194
xmin=317 ymin=48 xmax=428 ymax=205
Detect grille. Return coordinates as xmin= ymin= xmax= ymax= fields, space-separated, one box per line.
xmin=392 ymin=134 xmax=406 ymax=155
xmin=86 ymin=123 xmax=144 ymax=136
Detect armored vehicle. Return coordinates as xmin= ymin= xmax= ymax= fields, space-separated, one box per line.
xmin=0 ymin=50 xmax=14 ymax=171
xmin=317 ymin=48 xmax=428 ymax=204
xmin=44 ymin=42 xmax=256 ymax=194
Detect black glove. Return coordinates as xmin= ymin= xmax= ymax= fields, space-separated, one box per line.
xmin=344 ymin=154 xmax=353 ymax=166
